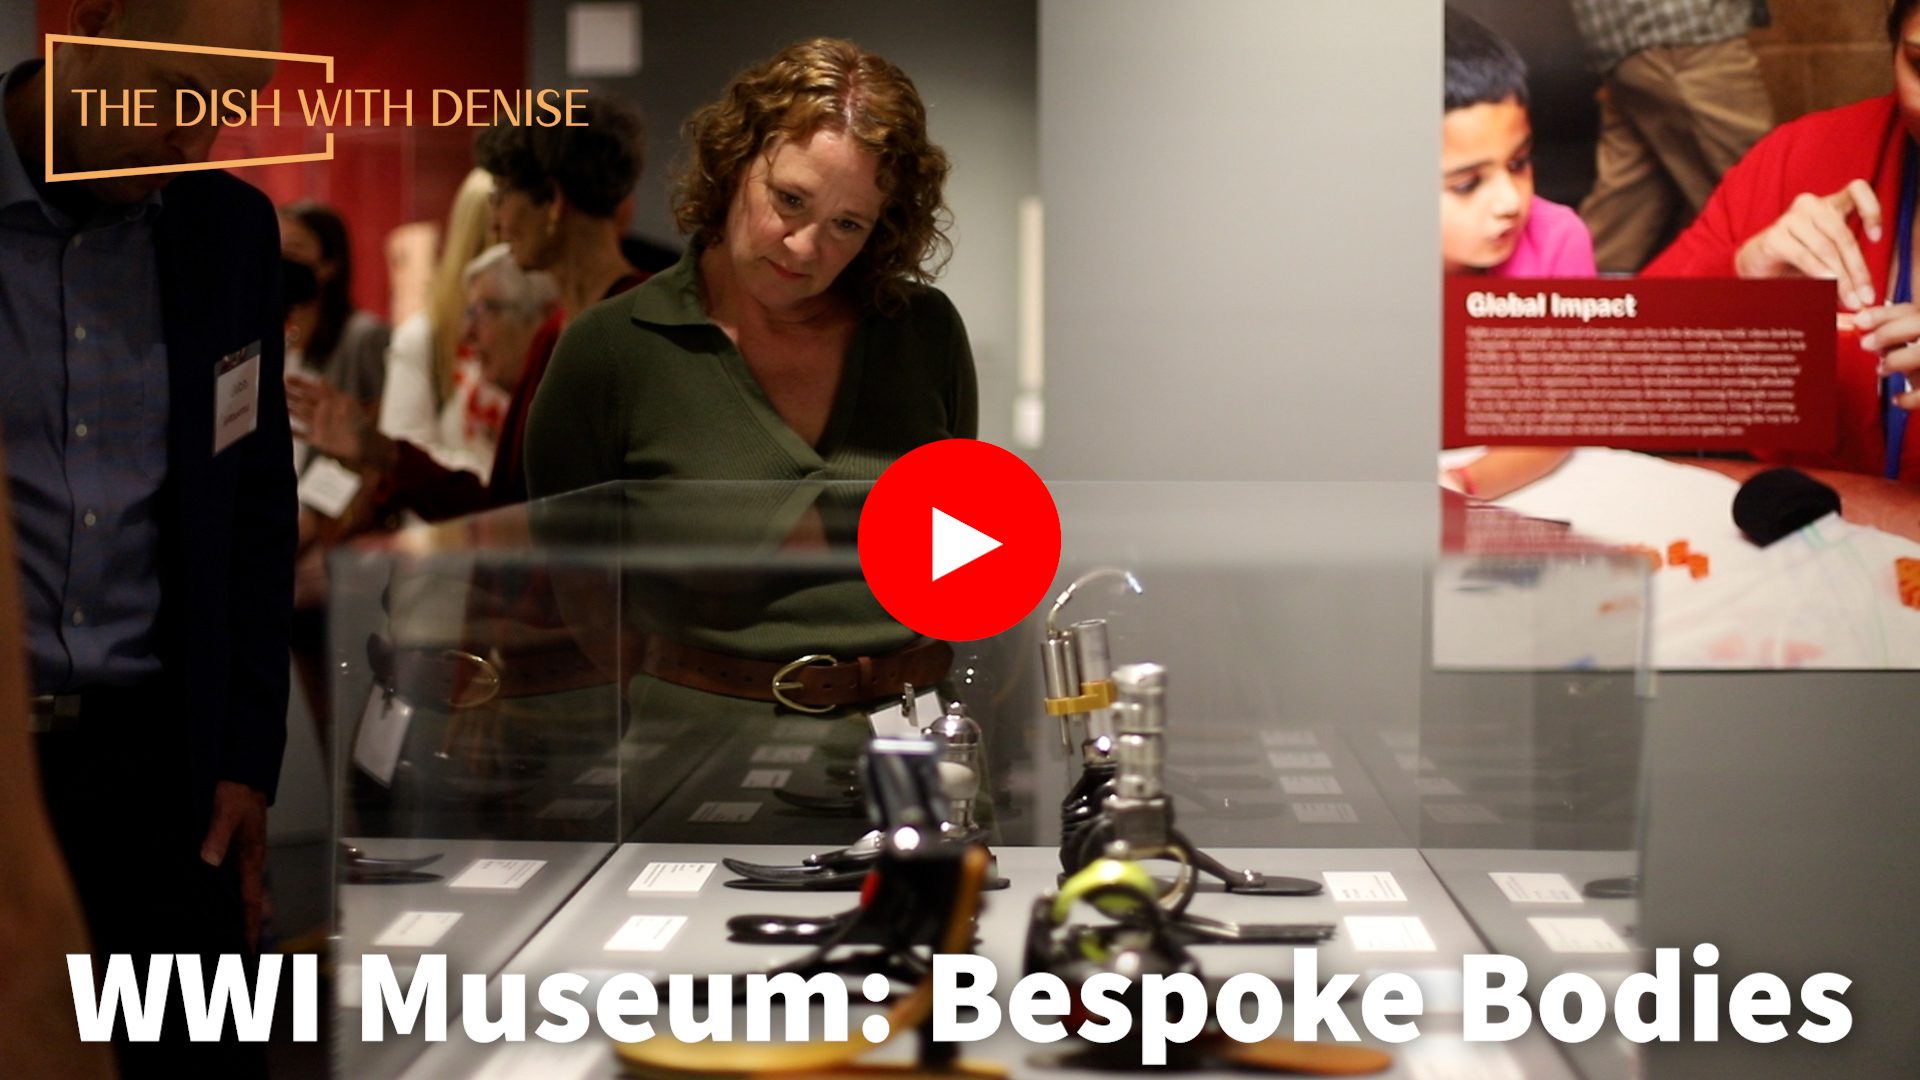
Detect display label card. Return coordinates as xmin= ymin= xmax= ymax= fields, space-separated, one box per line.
xmin=1323 ymin=871 xmax=1408 ymax=903
xmin=572 ymin=766 xmax=618 ymax=787
xmin=740 ymin=769 xmax=791 ymax=790
xmin=1529 ymin=916 xmax=1630 ymax=954
xmin=604 ymin=914 xmax=687 ymax=953
xmin=866 ymin=689 xmax=942 ymax=738
xmin=469 ymin=1039 xmax=606 ymax=1080
xmin=770 ymin=719 xmax=827 ymax=740
xmin=537 ymin=798 xmax=611 ymax=821
xmin=624 ymin=743 xmax=665 ymax=764
xmin=1269 ymin=751 xmax=1333 ymax=770
xmin=1379 ymin=968 xmax=1465 ymax=1015
xmin=371 ymin=911 xmax=461 ymax=949
xmin=628 ymin=861 xmax=716 ymax=895
xmin=1260 ymin=728 xmax=1319 ymax=748
xmin=1416 ymin=777 xmax=1464 ymax=797
xmin=751 ymin=744 xmax=814 ymax=765
xmin=1345 ymin=916 xmax=1436 ymax=953
xmin=351 ymin=689 xmax=411 ymax=786
xmin=1424 ymin=803 xmax=1502 ymax=825
xmin=1490 ymin=872 xmax=1583 ymax=904
xmin=1395 ymin=753 xmax=1437 ymax=772
xmin=1403 ymin=1037 xmax=1523 ymax=1080
xmin=1280 ymin=775 xmax=1343 ymax=796
xmin=448 ymin=859 xmax=545 ymax=891
xmin=689 ymin=801 xmax=759 ymax=824
xmin=1292 ymin=802 xmax=1359 ymax=824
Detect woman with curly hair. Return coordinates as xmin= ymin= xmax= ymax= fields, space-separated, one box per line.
xmin=525 ymin=37 xmax=977 ymax=492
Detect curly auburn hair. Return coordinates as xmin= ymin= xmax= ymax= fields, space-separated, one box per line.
xmin=673 ymin=38 xmax=952 ymax=312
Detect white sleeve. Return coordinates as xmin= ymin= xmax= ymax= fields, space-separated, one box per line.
xmin=376 ymin=314 xmax=440 ymax=446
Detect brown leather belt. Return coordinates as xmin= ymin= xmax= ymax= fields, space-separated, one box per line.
xmin=374 ymin=632 xmax=953 ymax=714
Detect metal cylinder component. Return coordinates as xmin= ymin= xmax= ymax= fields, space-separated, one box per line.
xmin=1070 ymin=618 xmax=1119 ymax=744
xmin=928 ymin=701 xmax=982 ymax=827
xmin=1113 ymin=732 xmax=1164 ymax=799
xmin=1042 ymin=629 xmax=1081 ymax=700
xmin=1111 ymin=662 xmax=1167 ymax=736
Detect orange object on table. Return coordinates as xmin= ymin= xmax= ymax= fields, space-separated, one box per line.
xmin=1686 ymin=553 xmax=1710 ymax=580
xmin=1898 ymin=557 xmax=1920 ymax=609
xmin=1667 ymin=540 xmax=1691 ymax=566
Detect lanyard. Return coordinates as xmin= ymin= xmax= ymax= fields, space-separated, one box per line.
xmin=1886 ymin=142 xmax=1915 ymax=480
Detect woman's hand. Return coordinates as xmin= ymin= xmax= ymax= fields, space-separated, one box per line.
xmin=1734 ymin=179 xmax=1884 ymax=310
xmin=1854 ymin=304 xmax=1920 ymax=411
xmin=286 ymin=373 xmax=377 ymax=468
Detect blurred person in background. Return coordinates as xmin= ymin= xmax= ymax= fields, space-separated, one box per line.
xmin=280 ymin=199 xmax=388 ymax=407
xmin=377 ymin=168 xmax=512 ymax=483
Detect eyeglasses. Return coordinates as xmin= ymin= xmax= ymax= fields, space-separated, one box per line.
xmin=465 ymin=298 xmax=511 ymax=323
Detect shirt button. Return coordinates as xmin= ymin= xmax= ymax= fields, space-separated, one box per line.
xmin=73 ymin=325 xmax=87 ymax=341
xmin=71 ymin=608 xmax=85 ymax=625
xmin=83 ymin=510 xmax=97 ymax=527
xmin=74 ymin=421 xmax=89 ymax=438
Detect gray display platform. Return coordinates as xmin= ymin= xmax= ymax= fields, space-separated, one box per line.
xmin=337 ymin=837 xmax=614 ymax=1078
xmin=384 ymin=845 xmax=1582 ymax=1079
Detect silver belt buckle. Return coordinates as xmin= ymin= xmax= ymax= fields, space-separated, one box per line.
xmin=770 ymin=654 xmax=838 ymax=714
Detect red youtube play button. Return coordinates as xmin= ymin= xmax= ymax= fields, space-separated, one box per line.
xmin=859 ymin=439 xmax=1061 ymax=641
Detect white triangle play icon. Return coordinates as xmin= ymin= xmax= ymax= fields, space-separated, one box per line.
xmin=931 ymin=507 xmax=1002 ymax=581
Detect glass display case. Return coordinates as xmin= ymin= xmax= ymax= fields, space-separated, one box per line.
xmin=329 ymin=479 xmax=1652 ymax=1080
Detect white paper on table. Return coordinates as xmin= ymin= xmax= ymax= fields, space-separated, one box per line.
xmin=866 ymin=689 xmax=942 ymax=738
xmin=468 ymin=1039 xmax=607 ymax=1080
xmin=572 ymin=766 xmax=618 ymax=787
xmin=1279 ymin=775 xmax=1343 ymax=796
xmin=1322 ymin=871 xmax=1408 ymax=902
xmin=604 ymin=914 xmax=686 ymax=953
xmin=448 ymin=859 xmax=545 ymax=891
xmin=689 ymin=801 xmax=759 ymax=824
xmin=1529 ymin=916 xmax=1630 ymax=954
xmin=1402 ymin=1036 xmax=1524 ymax=1080
xmin=740 ymin=769 xmax=791 ymax=790
xmin=628 ymin=862 xmax=716 ymax=894
xmin=1344 ymin=916 xmax=1436 ymax=952
xmin=751 ymin=744 xmax=815 ymax=765
xmin=1489 ymin=871 xmax=1583 ymax=904
xmin=371 ymin=911 xmax=461 ymax=949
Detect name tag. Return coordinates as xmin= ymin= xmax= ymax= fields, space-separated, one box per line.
xmin=213 ymin=341 xmax=262 ymax=456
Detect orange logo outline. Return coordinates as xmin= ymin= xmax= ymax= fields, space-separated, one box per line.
xmin=43 ymin=34 xmax=336 ymax=182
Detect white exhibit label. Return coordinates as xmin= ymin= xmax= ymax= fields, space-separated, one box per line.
xmin=1395 ymin=753 xmax=1437 ymax=772
xmin=740 ymin=769 xmax=791 ymax=790
xmin=572 ymin=766 xmax=618 ymax=787
xmin=628 ymin=862 xmax=716 ymax=895
xmin=1403 ymin=1037 xmax=1524 ymax=1080
xmin=1489 ymin=872 xmax=1583 ymax=904
xmin=1280 ymin=775 xmax=1343 ymax=796
xmin=625 ymin=743 xmax=665 ymax=763
xmin=1416 ymin=777 xmax=1463 ymax=797
xmin=1260 ymin=729 xmax=1319 ymax=747
xmin=448 ymin=859 xmax=546 ymax=891
xmin=1323 ymin=871 xmax=1408 ymax=903
xmin=689 ymin=801 xmax=759 ymax=824
xmin=1269 ymin=751 xmax=1334 ymax=770
xmin=469 ymin=1039 xmax=606 ymax=1080
xmin=350 ymin=689 xmax=411 ymax=787
xmin=1345 ymin=916 xmax=1436 ymax=953
xmin=751 ymin=744 xmax=815 ymax=765
xmin=605 ymin=914 xmax=687 ymax=953
xmin=1529 ymin=916 xmax=1631 ymax=954
xmin=537 ymin=798 xmax=611 ymax=821
xmin=1292 ymin=802 xmax=1359 ymax=824
xmin=371 ymin=911 xmax=461 ymax=949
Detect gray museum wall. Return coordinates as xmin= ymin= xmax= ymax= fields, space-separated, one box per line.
xmin=526 ymin=0 xmax=1038 ymax=449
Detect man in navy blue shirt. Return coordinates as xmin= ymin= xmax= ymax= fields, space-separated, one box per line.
xmin=0 ymin=1 xmax=292 ymax=1072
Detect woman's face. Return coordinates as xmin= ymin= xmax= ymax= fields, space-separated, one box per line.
xmin=1897 ymin=12 xmax=1920 ymax=145
xmin=720 ymin=129 xmax=884 ymax=313
xmin=1440 ymin=96 xmax=1535 ymax=274
xmin=464 ymin=277 xmax=541 ymax=392
xmin=279 ymin=216 xmax=335 ymax=284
